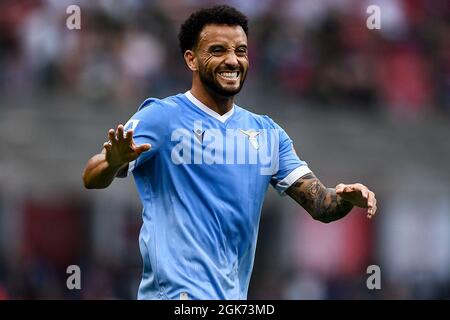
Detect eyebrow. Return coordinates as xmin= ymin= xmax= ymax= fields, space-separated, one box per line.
xmin=207 ymin=43 xmax=248 ymax=49
xmin=209 ymin=44 xmax=226 ymax=49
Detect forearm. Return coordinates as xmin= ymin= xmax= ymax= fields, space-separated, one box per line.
xmin=312 ymin=187 xmax=354 ymax=223
xmin=286 ymin=173 xmax=353 ymax=223
xmin=82 ymin=153 xmax=126 ymax=189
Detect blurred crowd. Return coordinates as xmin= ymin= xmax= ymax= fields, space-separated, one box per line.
xmin=0 ymin=0 xmax=449 ymax=300
xmin=0 ymin=0 xmax=449 ymax=114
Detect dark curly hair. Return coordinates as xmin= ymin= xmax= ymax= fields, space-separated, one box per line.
xmin=178 ymin=5 xmax=248 ymax=56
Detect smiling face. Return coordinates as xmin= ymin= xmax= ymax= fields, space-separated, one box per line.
xmin=187 ymin=24 xmax=249 ymax=98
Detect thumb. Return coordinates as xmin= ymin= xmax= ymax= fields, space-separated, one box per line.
xmin=335 ymin=183 xmax=346 ymax=194
xmin=135 ymin=143 xmax=151 ymax=155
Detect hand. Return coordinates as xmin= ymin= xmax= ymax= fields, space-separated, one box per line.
xmin=103 ymin=124 xmax=151 ymax=168
xmin=335 ymin=183 xmax=377 ymax=219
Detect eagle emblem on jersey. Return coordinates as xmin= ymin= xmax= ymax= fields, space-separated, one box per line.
xmin=240 ymin=129 xmax=261 ymax=150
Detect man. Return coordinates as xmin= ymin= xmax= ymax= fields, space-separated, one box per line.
xmin=82 ymin=5 xmax=377 ymax=300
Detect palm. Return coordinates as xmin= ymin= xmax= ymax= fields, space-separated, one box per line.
xmin=107 ymin=140 xmax=138 ymax=163
xmin=104 ymin=124 xmax=151 ymax=168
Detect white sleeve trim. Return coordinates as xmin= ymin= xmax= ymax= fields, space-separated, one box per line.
xmin=127 ymin=160 xmax=136 ymax=176
xmin=275 ymin=166 xmax=312 ymax=195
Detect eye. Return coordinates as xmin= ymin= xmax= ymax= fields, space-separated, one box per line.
xmin=236 ymin=47 xmax=248 ymax=56
xmin=211 ymin=46 xmax=225 ymax=55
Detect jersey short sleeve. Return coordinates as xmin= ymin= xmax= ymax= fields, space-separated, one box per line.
xmin=267 ymin=118 xmax=312 ymax=195
xmin=124 ymin=98 xmax=169 ymax=174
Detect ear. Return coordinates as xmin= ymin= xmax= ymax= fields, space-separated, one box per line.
xmin=184 ymin=50 xmax=197 ymax=72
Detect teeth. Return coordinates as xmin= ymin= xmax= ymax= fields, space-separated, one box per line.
xmin=219 ymin=72 xmax=238 ymax=79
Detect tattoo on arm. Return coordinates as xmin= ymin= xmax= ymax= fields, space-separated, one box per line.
xmin=286 ymin=173 xmax=353 ymax=223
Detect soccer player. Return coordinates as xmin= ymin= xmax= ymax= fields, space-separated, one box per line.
xmin=82 ymin=5 xmax=377 ymax=300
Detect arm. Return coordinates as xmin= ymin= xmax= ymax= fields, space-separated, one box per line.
xmin=286 ymin=172 xmax=377 ymax=223
xmin=82 ymin=124 xmax=151 ymax=189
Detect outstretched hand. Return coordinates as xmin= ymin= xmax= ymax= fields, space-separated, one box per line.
xmin=335 ymin=183 xmax=377 ymax=219
xmin=103 ymin=124 xmax=151 ymax=168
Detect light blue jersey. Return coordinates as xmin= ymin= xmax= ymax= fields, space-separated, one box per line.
xmin=123 ymin=91 xmax=311 ymax=300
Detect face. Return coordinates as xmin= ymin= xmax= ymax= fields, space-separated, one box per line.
xmin=191 ymin=24 xmax=249 ymax=97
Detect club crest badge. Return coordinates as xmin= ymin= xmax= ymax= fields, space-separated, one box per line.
xmin=240 ymin=129 xmax=261 ymax=150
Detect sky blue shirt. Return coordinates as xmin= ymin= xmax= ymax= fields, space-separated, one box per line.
xmin=124 ymin=91 xmax=311 ymax=300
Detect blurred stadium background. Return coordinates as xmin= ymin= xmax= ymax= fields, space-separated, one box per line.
xmin=0 ymin=0 xmax=449 ymax=299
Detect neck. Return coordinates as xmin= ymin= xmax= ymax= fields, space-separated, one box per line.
xmin=190 ymin=83 xmax=234 ymax=116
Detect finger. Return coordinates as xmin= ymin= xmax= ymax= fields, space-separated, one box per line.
xmin=367 ymin=191 xmax=375 ymax=208
xmin=371 ymin=199 xmax=377 ymax=215
xmin=360 ymin=186 xmax=369 ymax=199
xmin=103 ymin=141 xmax=112 ymax=151
xmin=125 ymin=129 xmax=133 ymax=142
xmin=367 ymin=206 xmax=377 ymax=219
xmin=135 ymin=143 xmax=151 ymax=155
xmin=108 ymin=129 xmax=116 ymax=144
xmin=367 ymin=206 xmax=373 ymax=218
xmin=367 ymin=202 xmax=377 ymax=219
xmin=116 ymin=124 xmax=124 ymax=141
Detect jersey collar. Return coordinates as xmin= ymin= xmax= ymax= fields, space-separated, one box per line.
xmin=184 ymin=90 xmax=235 ymax=124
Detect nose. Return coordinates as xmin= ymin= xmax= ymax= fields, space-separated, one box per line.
xmin=224 ymin=50 xmax=239 ymax=69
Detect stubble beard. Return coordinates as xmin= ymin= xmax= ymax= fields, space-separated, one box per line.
xmin=198 ymin=66 xmax=246 ymax=98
